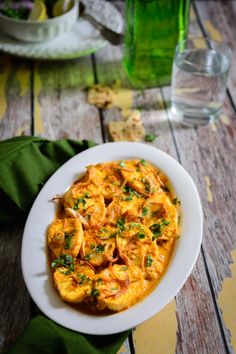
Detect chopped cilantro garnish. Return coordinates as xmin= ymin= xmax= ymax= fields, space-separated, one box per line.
xmin=91 ymin=289 xmax=100 ymax=297
xmin=162 ymin=218 xmax=170 ymax=226
xmin=150 ymin=219 xmax=170 ymax=239
xmin=121 ymin=266 xmax=128 ymax=271
xmin=78 ymin=274 xmax=89 ymax=284
xmin=51 ymin=255 xmax=74 ymax=271
xmin=64 ymin=232 xmax=73 ymax=249
xmin=150 ymin=223 xmax=162 ymax=239
xmin=129 ymin=222 xmax=140 ymax=229
xmin=137 ymin=232 xmax=145 ymax=239
xmin=122 ymin=185 xmax=129 ymax=193
xmin=60 ymin=269 xmax=72 ymax=275
xmin=73 ymin=197 xmax=86 ymax=210
xmin=116 ymin=217 xmax=126 ymax=230
xmin=146 ymin=255 xmax=153 ymax=267
xmin=109 ymin=232 xmax=117 ymax=238
xmin=172 ymin=197 xmax=181 ymax=205
xmin=122 ymin=195 xmax=133 ymax=201
xmin=145 ymin=134 xmax=157 ymax=143
xmin=142 ymin=207 xmax=148 ymax=216
xmin=122 ymin=184 xmax=141 ymax=198
xmin=140 ymin=159 xmax=146 ymax=165
xmin=84 ymin=255 xmax=91 ymax=261
xmin=96 ymin=244 xmax=105 ymax=254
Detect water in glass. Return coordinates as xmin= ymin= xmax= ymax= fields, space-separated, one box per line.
xmin=171 ymin=47 xmax=230 ymax=126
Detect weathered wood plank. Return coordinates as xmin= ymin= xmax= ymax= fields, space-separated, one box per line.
xmin=0 ymin=223 xmax=31 ymax=354
xmin=32 ymin=58 xmax=103 ymax=143
xmin=181 ymin=3 xmax=236 ymax=352
xmin=0 ymin=55 xmax=32 ymax=354
xmin=194 ymin=0 xmax=236 ymax=109
xmin=162 ymin=84 xmax=236 ymax=353
xmin=0 ymin=55 xmax=31 ymax=139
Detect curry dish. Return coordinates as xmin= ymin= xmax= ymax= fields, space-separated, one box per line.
xmin=47 ymin=159 xmax=179 ymax=313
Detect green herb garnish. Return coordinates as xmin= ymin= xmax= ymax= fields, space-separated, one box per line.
xmin=137 ymin=232 xmax=145 ymax=239
xmin=91 ymin=289 xmax=100 ymax=297
xmin=145 ymin=134 xmax=156 ymax=143
xmin=51 ymin=255 xmax=74 ymax=271
xmin=122 ymin=195 xmax=133 ymax=201
xmin=172 ymin=197 xmax=181 ymax=205
xmin=96 ymin=244 xmax=105 ymax=254
xmin=146 ymin=255 xmax=153 ymax=267
xmin=150 ymin=219 xmax=170 ymax=239
xmin=73 ymin=197 xmax=86 ymax=210
xmin=78 ymin=274 xmax=89 ymax=284
xmin=140 ymin=159 xmax=147 ymax=165
xmin=142 ymin=207 xmax=148 ymax=216
xmin=116 ymin=217 xmax=126 ymax=230
xmin=64 ymin=232 xmax=73 ymax=249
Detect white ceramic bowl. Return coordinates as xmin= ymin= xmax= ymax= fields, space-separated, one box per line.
xmin=0 ymin=0 xmax=78 ymax=42
xmin=21 ymin=142 xmax=203 ymax=335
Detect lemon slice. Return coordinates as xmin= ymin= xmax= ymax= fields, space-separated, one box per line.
xmin=28 ymin=0 xmax=48 ymax=21
xmin=52 ymin=0 xmax=73 ymax=17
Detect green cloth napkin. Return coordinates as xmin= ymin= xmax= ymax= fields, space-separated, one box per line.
xmin=0 ymin=136 xmax=130 ymax=354
xmin=0 ymin=136 xmax=96 ymax=223
xmin=9 ymin=316 xmax=129 ymax=354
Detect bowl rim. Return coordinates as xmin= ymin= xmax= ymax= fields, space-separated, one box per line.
xmin=0 ymin=0 xmax=78 ymax=25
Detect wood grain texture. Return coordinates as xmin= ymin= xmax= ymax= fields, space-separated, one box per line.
xmin=0 ymin=56 xmax=32 ymax=354
xmin=162 ymin=85 xmax=236 ymax=353
xmin=0 ymin=56 xmax=31 ymax=140
xmin=194 ymin=0 xmax=236 ymax=109
xmin=32 ymin=59 xmax=103 ymax=143
xmin=132 ymin=300 xmax=177 ymax=354
xmin=218 ymin=248 xmax=236 ymax=352
xmin=187 ymin=4 xmax=236 ymax=352
xmin=0 ymin=223 xmax=31 ymax=354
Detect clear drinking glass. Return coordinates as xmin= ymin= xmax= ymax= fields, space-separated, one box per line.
xmin=171 ymin=37 xmax=232 ymax=126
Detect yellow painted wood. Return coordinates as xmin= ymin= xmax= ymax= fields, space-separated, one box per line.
xmin=133 ymin=299 xmax=177 ymax=354
xmin=190 ymin=5 xmax=196 ymax=21
xmin=33 ymin=63 xmax=44 ymax=134
xmin=203 ymin=20 xmax=223 ymax=42
xmin=15 ymin=125 xmax=29 ymax=137
xmin=16 ymin=65 xmax=30 ymax=97
xmin=204 ymin=176 xmax=213 ymax=202
xmin=210 ymin=121 xmax=217 ymax=132
xmin=218 ymin=248 xmax=236 ymax=352
xmin=191 ymin=36 xmax=207 ymax=49
xmin=0 ymin=56 xmax=11 ymax=121
xmin=220 ymin=114 xmax=231 ymax=126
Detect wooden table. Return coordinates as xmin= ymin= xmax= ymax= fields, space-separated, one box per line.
xmin=1 ymin=1 xmax=236 ymax=353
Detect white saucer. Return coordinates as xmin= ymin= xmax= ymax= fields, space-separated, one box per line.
xmin=0 ymin=0 xmax=123 ymax=60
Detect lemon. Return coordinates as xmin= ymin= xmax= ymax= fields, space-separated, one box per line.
xmin=52 ymin=0 xmax=73 ymax=17
xmin=28 ymin=0 xmax=48 ymax=21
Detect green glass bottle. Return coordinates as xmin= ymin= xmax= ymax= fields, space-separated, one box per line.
xmin=123 ymin=0 xmax=190 ymax=89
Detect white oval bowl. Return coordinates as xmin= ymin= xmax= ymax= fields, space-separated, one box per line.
xmin=21 ymin=142 xmax=203 ymax=335
xmin=0 ymin=0 xmax=78 ymax=42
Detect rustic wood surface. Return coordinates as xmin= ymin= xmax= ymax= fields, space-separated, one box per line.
xmin=0 ymin=1 xmax=236 ymax=354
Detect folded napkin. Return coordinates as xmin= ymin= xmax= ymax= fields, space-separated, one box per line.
xmin=0 ymin=136 xmax=130 ymax=354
